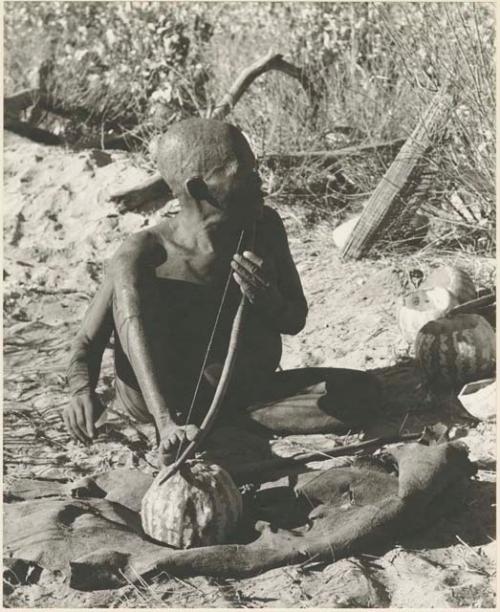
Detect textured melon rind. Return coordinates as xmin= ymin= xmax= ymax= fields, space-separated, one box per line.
xmin=141 ymin=460 xmax=243 ymax=549
xmin=415 ymin=313 xmax=496 ymax=392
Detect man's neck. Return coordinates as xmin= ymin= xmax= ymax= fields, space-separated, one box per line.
xmin=176 ymin=198 xmax=243 ymax=252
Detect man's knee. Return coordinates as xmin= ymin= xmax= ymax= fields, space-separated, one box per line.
xmin=321 ymin=368 xmax=383 ymax=425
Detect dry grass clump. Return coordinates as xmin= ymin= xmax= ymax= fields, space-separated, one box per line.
xmin=4 ymin=2 xmax=495 ymax=255
xmin=4 ymin=2 xmax=213 ymax=145
xmin=209 ymin=4 xmax=494 ymax=254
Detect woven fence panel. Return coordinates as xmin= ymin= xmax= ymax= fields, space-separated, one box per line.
xmin=342 ymin=90 xmax=452 ymax=260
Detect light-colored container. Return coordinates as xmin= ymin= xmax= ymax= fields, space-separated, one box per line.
xmin=422 ymin=265 xmax=476 ymax=304
xmin=333 ymin=215 xmax=361 ymax=250
xmin=458 ymin=378 xmax=496 ymax=421
xmin=398 ymin=287 xmax=457 ymax=343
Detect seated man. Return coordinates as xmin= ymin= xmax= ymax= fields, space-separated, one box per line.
xmin=65 ymin=118 xmax=381 ymax=461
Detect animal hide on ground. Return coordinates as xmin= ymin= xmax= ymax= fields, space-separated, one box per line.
xmin=3 ymin=441 xmax=475 ymax=591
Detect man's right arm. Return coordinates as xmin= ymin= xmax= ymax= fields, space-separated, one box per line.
xmin=110 ymin=231 xmax=201 ymax=459
xmin=66 ymin=230 xmax=200 ymax=455
xmin=67 ymin=277 xmax=114 ymax=396
xmin=65 ymin=277 xmax=113 ymax=442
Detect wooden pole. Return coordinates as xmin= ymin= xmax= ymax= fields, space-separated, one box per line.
xmin=229 ymin=431 xmax=422 ymax=484
xmin=4 ymin=116 xmax=63 ymax=145
xmin=341 ymin=90 xmax=452 ymax=260
xmin=4 ymin=89 xmax=40 ymax=115
xmin=262 ymin=138 xmax=405 ymax=169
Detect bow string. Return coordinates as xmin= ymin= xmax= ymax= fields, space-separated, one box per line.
xmin=158 ymin=222 xmax=256 ymax=483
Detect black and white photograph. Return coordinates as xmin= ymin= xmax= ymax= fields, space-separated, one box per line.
xmin=3 ymin=1 xmax=496 ymax=608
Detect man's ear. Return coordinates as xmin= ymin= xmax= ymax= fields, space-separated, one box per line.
xmin=185 ymin=176 xmax=220 ymax=207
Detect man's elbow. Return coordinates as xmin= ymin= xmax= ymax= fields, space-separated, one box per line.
xmin=288 ymin=318 xmax=307 ymax=336
xmin=283 ymin=303 xmax=308 ymax=336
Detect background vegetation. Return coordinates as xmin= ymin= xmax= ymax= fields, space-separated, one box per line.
xmin=4 ymin=1 xmax=495 ymax=254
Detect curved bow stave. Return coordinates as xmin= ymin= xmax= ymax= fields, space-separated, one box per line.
xmin=158 ymin=224 xmax=255 ymax=484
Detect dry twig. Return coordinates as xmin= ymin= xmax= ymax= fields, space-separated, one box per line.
xmin=110 ymin=50 xmax=318 ymax=211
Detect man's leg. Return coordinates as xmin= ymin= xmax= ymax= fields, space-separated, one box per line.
xmin=112 ymin=311 xmax=215 ymax=433
xmin=110 ymin=266 xmax=163 ymax=424
xmin=245 ymin=367 xmax=383 ymax=435
xmin=113 ymin=345 xmax=153 ymax=425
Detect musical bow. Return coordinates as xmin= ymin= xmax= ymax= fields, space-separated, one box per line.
xmin=158 ymin=222 xmax=255 ymax=484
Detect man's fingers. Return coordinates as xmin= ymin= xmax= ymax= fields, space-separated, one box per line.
xmin=62 ymin=409 xmax=71 ymax=435
xmin=231 ymin=262 xmax=264 ymax=291
xmin=240 ymin=252 xmax=267 ymax=285
xmin=83 ymin=398 xmax=95 ymax=439
xmin=169 ymin=430 xmax=185 ymax=447
xmin=162 ymin=427 xmax=198 ymax=460
xmin=67 ymin=408 xmax=87 ymax=444
xmin=65 ymin=409 xmax=79 ymax=440
xmin=161 ymin=437 xmax=173 ymax=452
xmin=232 ymin=255 xmax=268 ymax=288
xmin=231 ymin=259 xmax=254 ymax=285
xmin=233 ymin=254 xmax=268 ymax=286
xmin=75 ymin=409 xmax=90 ymax=443
xmin=185 ymin=425 xmax=199 ymax=442
xmin=242 ymin=250 xmax=264 ymax=268
xmin=233 ymin=271 xmax=241 ymax=285
xmin=159 ymin=444 xmax=175 ymax=466
xmin=233 ymin=273 xmax=257 ymax=302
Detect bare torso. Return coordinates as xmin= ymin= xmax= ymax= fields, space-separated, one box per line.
xmin=114 ymin=207 xmax=287 ymax=408
xmin=67 ymin=204 xmax=307 ymax=435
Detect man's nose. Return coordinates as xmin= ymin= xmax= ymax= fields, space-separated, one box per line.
xmin=252 ymin=173 xmax=264 ymax=195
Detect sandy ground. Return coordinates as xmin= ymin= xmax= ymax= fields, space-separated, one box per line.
xmin=3 ymin=132 xmax=496 ymax=608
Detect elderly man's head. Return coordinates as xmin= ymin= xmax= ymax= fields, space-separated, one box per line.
xmin=156 ymin=118 xmax=263 ymax=225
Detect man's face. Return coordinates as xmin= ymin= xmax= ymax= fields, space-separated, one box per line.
xmin=158 ymin=119 xmax=265 ymax=228
xmin=206 ymin=158 xmax=265 ymax=228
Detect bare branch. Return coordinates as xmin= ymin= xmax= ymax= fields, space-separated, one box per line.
xmin=211 ymin=49 xmax=318 ymax=120
xmin=110 ymin=51 xmax=320 ymax=211
xmin=109 ymin=173 xmax=172 ymax=213
xmin=262 ymin=139 xmax=405 ymax=169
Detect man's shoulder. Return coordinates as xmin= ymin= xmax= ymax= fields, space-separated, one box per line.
xmin=259 ymin=206 xmax=289 ymax=252
xmin=122 ymin=220 xmax=173 ymax=248
xmin=261 ymin=205 xmax=285 ymax=229
xmin=145 ymin=219 xmax=175 ymax=242
xmin=111 ymin=221 xmax=172 ymax=267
